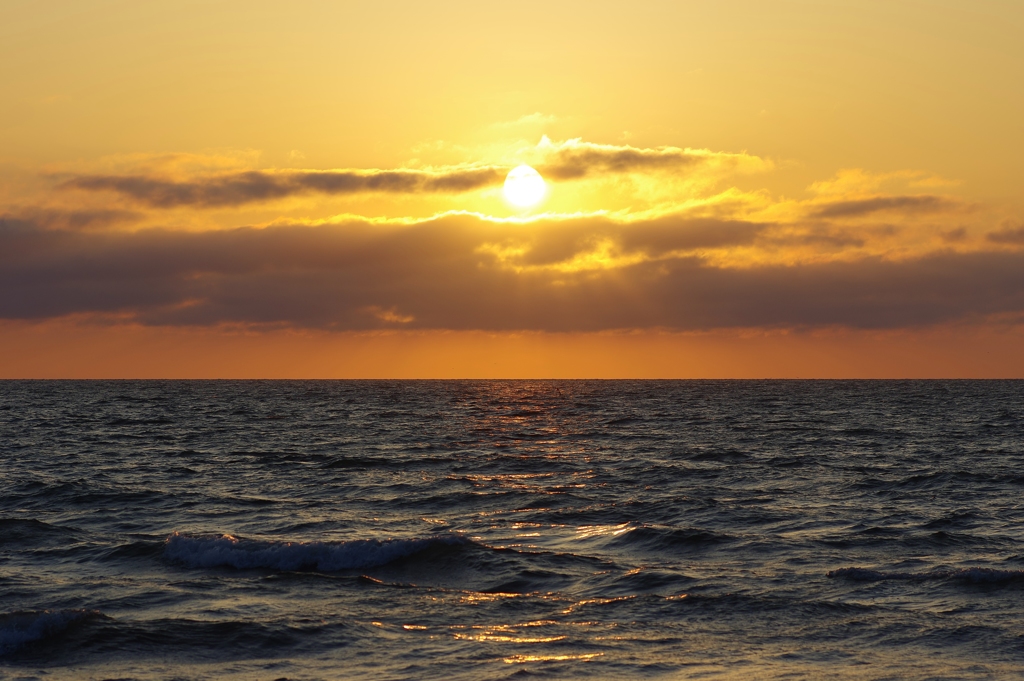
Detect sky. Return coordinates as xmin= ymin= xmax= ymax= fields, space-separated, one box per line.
xmin=2 ymin=0 xmax=1023 ymax=378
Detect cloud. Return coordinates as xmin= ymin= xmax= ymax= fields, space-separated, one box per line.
xmin=807 ymin=169 xmax=958 ymax=197
xmin=366 ymin=306 xmax=415 ymax=324
xmin=3 ymin=212 xmax=1023 ymax=332
xmin=535 ymin=138 xmax=769 ymax=180
xmin=809 ymin=195 xmax=960 ymax=218
xmin=0 ymin=208 xmax=142 ymax=231
xmin=987 ymin=224 xmax=1024 ymax=245
xmin=940 ymin=227 xmax=968 ymax=243
xmin=489 ymin=112 xmax=558 ymax=130
xmin=54 ymin=138 xmax=770 ymax=210
xmin=60 ymin=167 xmax=507 ymax=208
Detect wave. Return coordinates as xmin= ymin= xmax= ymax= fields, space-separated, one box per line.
xmin=0 ymin=518 xmax=80 ymax=547
xmin=687 ymin=449 xmax=750 ymax=462
xmin=0 ymin=609 xmax=102 ymax=656
xmin=827 ymin=566 xmax=1024 ymax=583
xmin=106 ymin=417 xmax=175 ymax=426
xmin=609 ymin=524 xmax=730 ymax=551
xmin=164 ymin=532 xmax=471 ymax=572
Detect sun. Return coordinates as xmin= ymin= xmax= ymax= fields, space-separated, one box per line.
xmin=503 ymin=165 xmax=547 ymax=208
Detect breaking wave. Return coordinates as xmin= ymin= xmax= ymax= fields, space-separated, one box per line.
xmin=0 ymin=609 xmax=101 ymax=655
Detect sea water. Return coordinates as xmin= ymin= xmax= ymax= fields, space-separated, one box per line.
xmin=1 ymin=380 xmax=1023 ymax=679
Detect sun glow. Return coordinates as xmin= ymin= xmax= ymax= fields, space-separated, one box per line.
xmin=503 ymin=165 xmax=547 ymax=208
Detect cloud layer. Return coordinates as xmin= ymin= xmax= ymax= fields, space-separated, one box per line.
xmin=60 ymin=167 xmax=507 ymax=208
xmin=809 ymin=195 xmax=959 ymax=218
xmin=3 ymin=212 xmax=1023 ymax=331
xmin=536 ymin=139 xmax=761 ymax=180
xmin=9 ymin=138 xmax=1021 ymax=337
xmin=56 ymin=140 xmax=770 ymax=209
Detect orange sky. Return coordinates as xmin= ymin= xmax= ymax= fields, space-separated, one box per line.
xmin=2 ymin=1 xmax=1023 ymax=377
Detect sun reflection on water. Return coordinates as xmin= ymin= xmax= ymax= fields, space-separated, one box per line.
xmin=502 ymin=653 xmax=604 ymax=664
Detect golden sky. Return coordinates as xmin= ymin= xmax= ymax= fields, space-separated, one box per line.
xmin=2 ymin=1 xmax=1023 ymax=377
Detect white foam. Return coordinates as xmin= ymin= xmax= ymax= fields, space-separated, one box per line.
xmin=0 ymin=609 xmax=95 ymax=655
xmin=164 ymin=532 xmax=468 ymax=571
xmin=828 ymin=567 xmax=1024 ymax=583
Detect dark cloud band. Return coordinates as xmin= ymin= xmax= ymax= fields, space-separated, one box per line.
xmin=810 ymin=195 xmax=957 ymax=218
xmin=987 ymin=225 xmax=1024 ymax=245
xmin=538 ymin=145 xmax=708 ymax=180
xmin=60 ymin=167 xmax=507 ymax=208
xmin=2 ymin=213 xmax=1023 ymax=332
xmin=59 ymin=142 xmax=762 ymax=207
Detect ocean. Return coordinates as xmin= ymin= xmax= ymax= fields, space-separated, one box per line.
xmin=1 ymin=380 xmax=1023 ymax=680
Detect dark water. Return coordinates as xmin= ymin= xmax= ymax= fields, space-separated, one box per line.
xmin=2 ymin=380 xmax=1024 ymax=680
